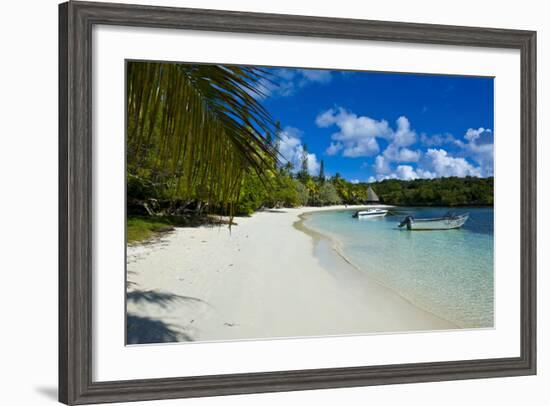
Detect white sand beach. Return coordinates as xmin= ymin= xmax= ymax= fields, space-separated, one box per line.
xmin=126 ymin=205 xmax=457 ymax=344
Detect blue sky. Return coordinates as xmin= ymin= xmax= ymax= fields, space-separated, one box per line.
xmin=258 ymin=67 xmax=494 ymax=183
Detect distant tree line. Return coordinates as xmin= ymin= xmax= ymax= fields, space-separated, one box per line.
xmin=370 ymin=176 xmax=494 ymax=207
xmin=233 ymin=170 xmax=493 ymax=215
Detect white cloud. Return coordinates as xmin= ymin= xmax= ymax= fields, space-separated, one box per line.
xmin=419 ymin=127 xmax=493 ymax=176
xmin=383 ymin=144 xmax=421 ymax=163
xmin=393 ymin=116 xmax=417 ymax=147
xmin=372 ymin=173 xmax=398 ymax=182
xmin=316 ymin=109 xmax=338 ymax=127
xmin=317 ymin=109 xmax=422 ymax=161
xmin=368 ymin=119 xmax=420 ymax=180
xmin=374 ymin=155 xmax=391 ymax=175
xmin=257 ymin=68 xmax=333 ymax=99
xmin=306 ymin=153 xmax=321 ymax=175
xmin=315 ymin=108 xmax=393 ymax=157
xmin=370 ymin=147 xmax=481 ymax=181
xmin=396 ymin=165 xmax=419 ymax=180
xmin=325 ymin=142 xmax=343 ymax=156
xmin=278 ymin=127 xmax=320 ymax=175
xmin=465 ymin=127 xmax=491 ymax=142
xmin=457 ymin=128 xmax=494 ymax=176
xmin=316 ymin=107 xmax=492 ymax=181
xmin=342 ymin=138 xmax=380 ymax=157
xmin=369 ymin=148 xmax=481 ymax=181
xmin=316 ymin=108 xmax=391 ymax=140
xmin=423 ymin=148 xmax=482 ymax=178
xmin=420 ymin=132 xmax=456 ymax=146
xmin=467 ymin=143 xmax=493 ymax=176
xmin=398 ymin=148 xmax=422 ymax=162
xmin=393 ymin=165 xmax=436 ymax=181
xmin=417 ymin=168 xmax=436 ymax=179
xmin=299 ymin=69 xmax=332 ymax=84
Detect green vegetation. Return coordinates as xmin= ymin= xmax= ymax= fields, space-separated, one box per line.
xmin=369 ymin=176 xmax=494 ymax=206
xmin=126 ymin=61 xmax=493 ymax=242
xmin=127 ymin=217 xmax=175 ymax=243
xmin=127 ymin=215 xmax=236 ymax=243
xmin=234 ymin=169 xmax=493 ymax=214
xmin=127 ymin=61 xmax=277 ymax=217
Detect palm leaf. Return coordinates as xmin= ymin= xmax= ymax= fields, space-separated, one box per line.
xmin=127 ymin=62 xmax=278 ymax=213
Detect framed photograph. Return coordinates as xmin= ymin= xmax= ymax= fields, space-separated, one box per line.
xmin=59 ymin=1 xmax=536 ymax=404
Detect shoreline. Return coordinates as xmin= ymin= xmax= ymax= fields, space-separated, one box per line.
xmin=294 ymin=210 xmax=460 ymax=329
xmin=126 ymin=205 xmax=458 ymax=345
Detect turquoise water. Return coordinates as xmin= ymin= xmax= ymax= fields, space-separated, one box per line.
xmin=303 ymin=207 xmax=494 ymax=328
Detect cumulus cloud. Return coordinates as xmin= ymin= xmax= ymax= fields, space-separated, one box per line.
xmin=299 ymin=69 xmax=332 ymax=84
xmin=315 ymin=108 xmax=392 ymax=140
xmin=317 ymin=108 xmax=423 ymax=163
xmin=420 ymin=132 xmax=456 ymax=146
xmin=395 ymin=165 xmax=419 ymax=180
xmin=464 ymin=127 xmax=491 ymax=143
xmin=418 ymin=127 xmax=493 ymax=176
xmin=374 ymin=155 xmax=391 ymax=175
xmin=325 ymin=142 xmax=343 ymax=156
xmin=317 ymin=108 xmax=426 ymax=181
xmin=456 ymin=127 xmax=494 ymax=176
xmin=371 ymin=147 xmax=481 ymax=181
xmin=315 ymin=109 xmax=339 ymax=128
xmin=342 ymin=138 xmax=380 ymax=158
xmin=316 ymin=106 xmax=492 ymax=181
xmin=315 ymin=108 xmax=397 ymax=157
xmin=278 ymin=126 xmax=320 ymax=175
xmin=393 ymin=116 xmax=417 ymax=147
xmin=382 ymin=144 xmax=421 ymax=163
xmin=257 ymin=68 xmax=333 ymax=99
xmin=423 ymin=148 xmax=482 ymax=178
xmin=377 ymin=126 xmax=492 ymax=180
xmin=306 ymin=154 xmax=321 ymax=175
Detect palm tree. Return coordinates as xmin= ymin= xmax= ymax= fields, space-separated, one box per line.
xmin=127 ymin=61 xmax=277 ymax=214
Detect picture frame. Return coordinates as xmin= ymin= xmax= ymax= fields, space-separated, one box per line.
xmin=59 ymin=1 xmax=536 ymax=404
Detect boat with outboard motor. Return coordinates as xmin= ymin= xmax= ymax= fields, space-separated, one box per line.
xmin=398 ymin=212 xmax=469 ymax=230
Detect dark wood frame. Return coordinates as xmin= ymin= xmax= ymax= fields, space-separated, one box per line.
xmin=59 ymin=1 xmax=537 ymax=404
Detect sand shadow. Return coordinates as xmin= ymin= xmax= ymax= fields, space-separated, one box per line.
xmin=126 ymin=289 xmax=205 ymax=344
xmin=126 ymin=314 xmax=193 ymax=344
xmin=127 ymin=290 xmax=203 ymax=309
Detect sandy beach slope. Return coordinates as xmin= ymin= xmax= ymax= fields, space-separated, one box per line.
xmin=126 ymin=205 xmax=457 ymax=344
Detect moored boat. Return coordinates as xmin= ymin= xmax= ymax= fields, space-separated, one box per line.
xmin=398 ymin=212 xmax=469 ymax=230
xmin=352 ymin=208 xmax=388 ymax=218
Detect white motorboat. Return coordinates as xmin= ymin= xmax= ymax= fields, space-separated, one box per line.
xmin=398 ymin=212 xmax=469 ymax=230
xmin=352 ymin=208 xmax=388 ymax=218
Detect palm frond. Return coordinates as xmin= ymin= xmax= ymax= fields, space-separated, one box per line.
xmin=127 ymin=62 xmax=278 ymax=212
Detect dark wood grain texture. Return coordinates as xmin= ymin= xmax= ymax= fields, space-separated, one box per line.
xmin=59 ymin=1 xmax=536 ymax=404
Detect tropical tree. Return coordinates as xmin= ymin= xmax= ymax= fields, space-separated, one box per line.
xmin=297 ymin=143 xmax=310 ymax=183
xmin=318 ymin=182 xmax=341 ymax=205
xmin=318 ymin=160 xmax=325 ymax=184
xmin=294 ymin=180 xmax=310 ymax=206
xmin=305 ymin=178 xmax=319 ymax=205
xmin=330 ymin=174 xmax=350 ymax=203
xmin=126 ymin=61 xmax=277 ymax=214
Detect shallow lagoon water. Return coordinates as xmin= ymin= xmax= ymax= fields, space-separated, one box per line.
xmin=303 ymin=207 xmax=494 ymax=328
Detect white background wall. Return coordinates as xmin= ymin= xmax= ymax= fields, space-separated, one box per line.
xmin=0 ymin=0 xmax=547 ymax=405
